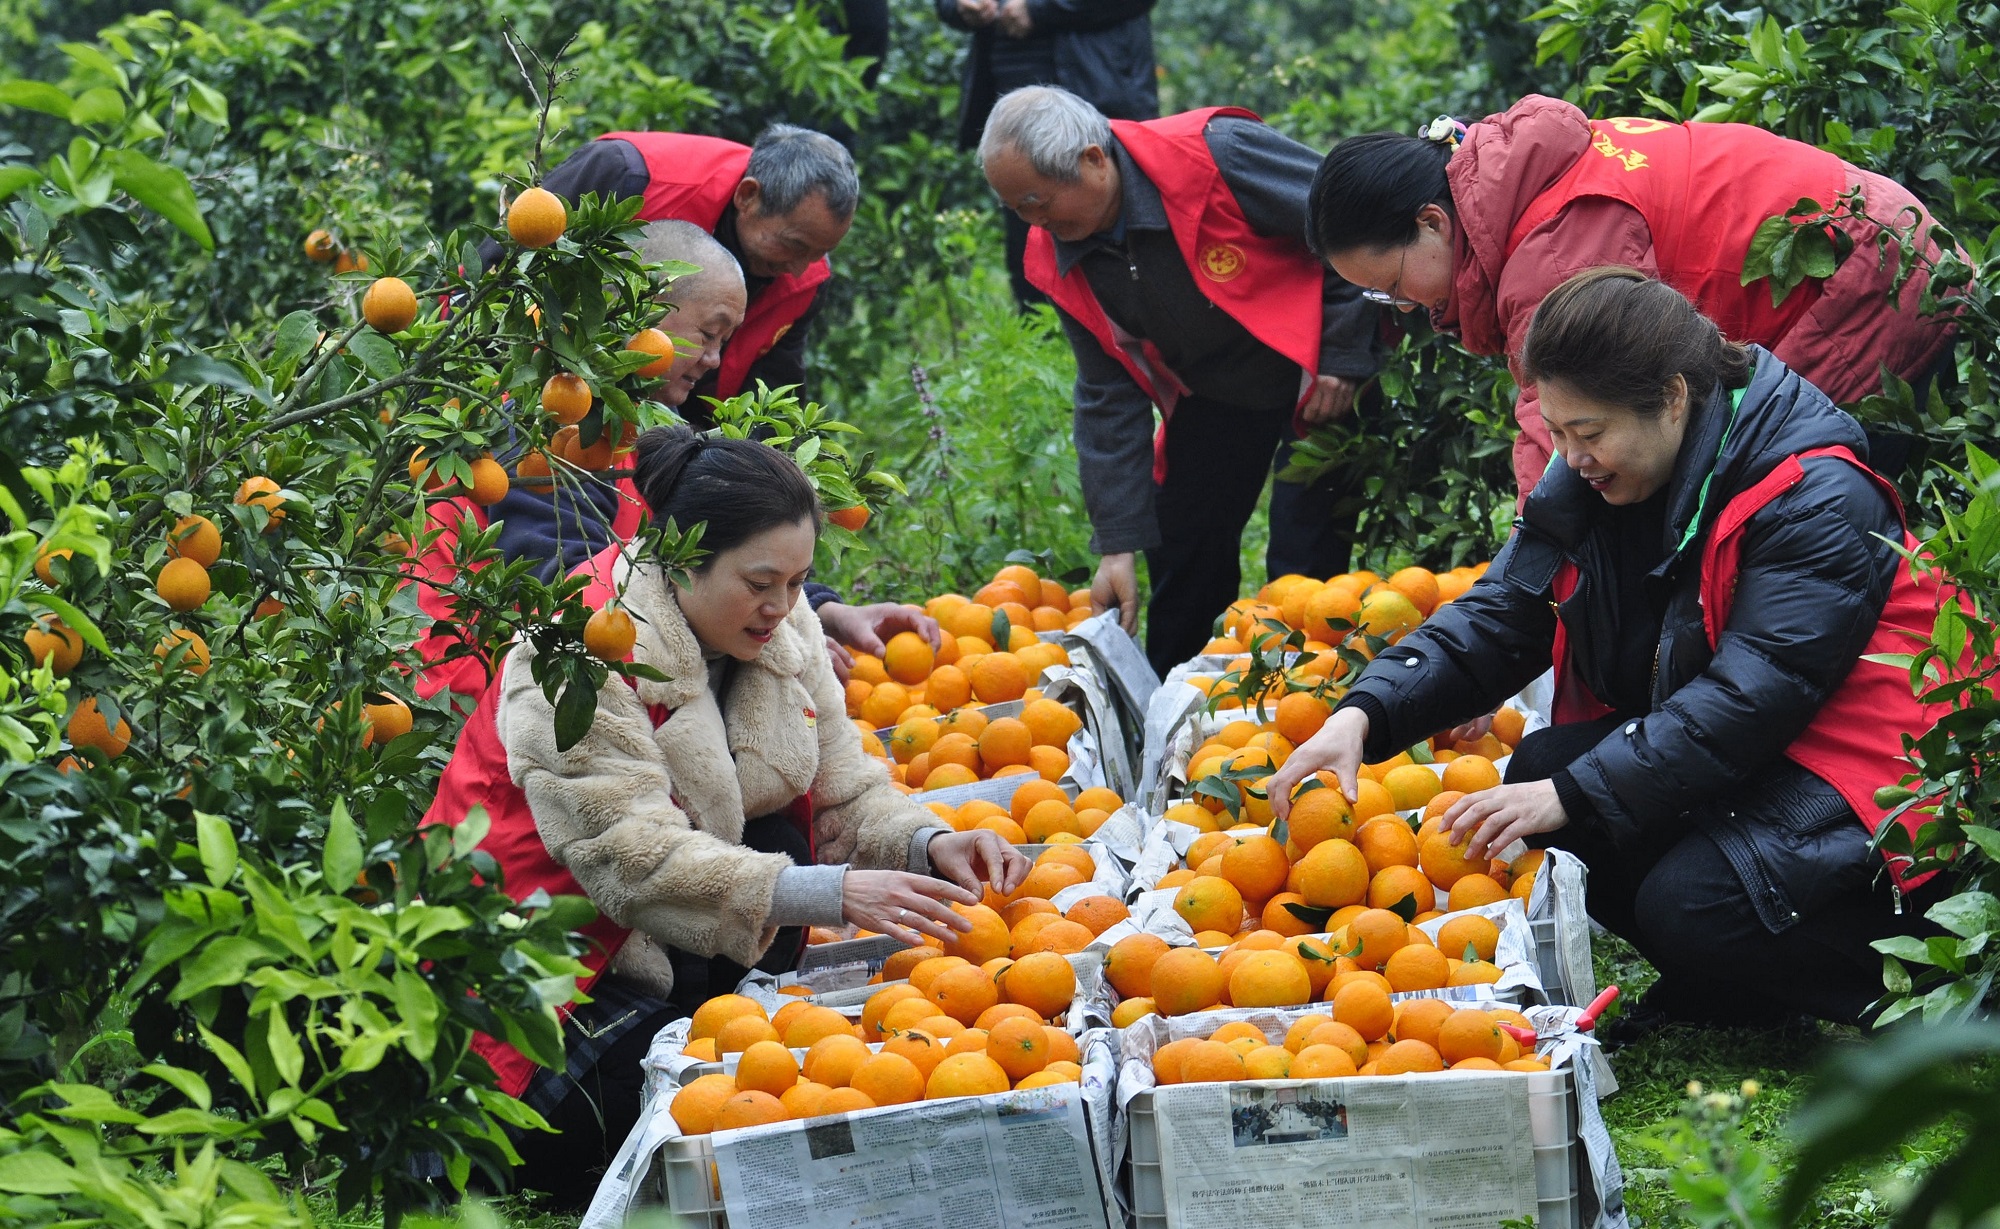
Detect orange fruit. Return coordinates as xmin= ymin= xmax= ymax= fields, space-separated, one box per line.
xmin=1448 ymin=873 xmax=1509 ymax=911
xmin=1355 ymin=588 xmax=1424 ymax=641
xmin=882 ymin=1029 xmax=949 ymax=1081
xmin=1228 ymin=950 xmax=1312 ymax=1008
xmin=819 ymin=1086 xmax=879 ymax=1114
xmin=669 ymin=1073 xmax=740 ymax=1135
xmin=926 ymin=1052 xmax=1010 ymax=1099
xmin=1302 ymin=1022 xmax=1369 ymax=1067
xmin=1111 ymin=997 xmax=1157 ymax=1028
xmin=1022 ymin=697 xmax=1083 ymax=748
xmin=1441 ymin=754 xmax=1501 ymax=795
xmin=1490 ymin=707 xmax=1527 ymax=747
xmin=1436 ymin=1009 xmax=1505 ymax=1064
xmin=166 ymin=514 xmax=222 ymax=567
xmin=1151 ymin=947 xmax=1226 ymax=1016
xmin=25 ymin=617 xmax=84 ymax=677
xmin=1380 ymin=764 xmax=1443 ymax=812
xmin=1273 ymin=691 xmax=1331 ymax=745
xmin=928 ymin=964 xmax=1001 ymax=1025
xmin=303 ymin=229 xmax=338 ymax=262
xmin=1002 ymin=951 xmax=1077 ymax=1017
xmin=540 ymin=372 xmax=593 ymax=425
xmin=1151 ymin=1038 xmax=1199 ymax=1085
xmin=977 ymin=717 xmax=1032 ymax=772
xmin=945 ymin=1028 xmax=991 ymax=1058
xmin=1261 ymin=892 xmax=1319 ymax=938
xmin=711 ymin=1088 xmax=789 ymax=1130
xmin=925 ymin=665 xmax=972 ymax=712
xmin=584 ymin=605 xmax=637 ymax=662
xmin=626 ymin=326 xmax=676 ymax=377
xmin=1026 ymin=744 xmax=1070 ymax=782
xmin=1174 ymin=876 xmax=1245 ymax=935
xmin=1350 ymin=777 xmax=1397 ymax=823
xmin=803 ymin=1034 xmax=871 ymax=1088
xmin=1065 ymin=895 xmax=1129 ymax=935
xmin=1105 ymin=933 xmax=1171 ymax=999
xmin=1342 ymin=908 xmax=1410 ymax=971
xmin=1383 ymin=943 xmax=1450 ymax=993
xmin=156 ymin=557 xmax=211 ymax=612
xmin=1436 ymin=914 xmax=1501 ymax=963
xmin=690 ymin=994 xmax=765 ymax=1041
xmin=1287 ymin=779 xmax=1357 ymax=853
xmin=1386 ymin=567 xmax=1440 ymax=616
xmin=507 ymin=185 xmax=568 ymax=248
xmin=362 ymin=276 xmax=418 ymax=333
xmin=1291 ymin=1043 xmax=1360 ymax=1079
xmin=1303 ymin=585 xmax=1362 ymax=642
xmin=998 ymin=777 xmax=1061 ymax=824
xmin=1390 ymin=997 xmax=1455 ymax=1051
xmin=1419 ymin=832 xmax=1486 ymax=890
xmin=850 ymin=1052 xmax=926 ymax=1107
xmin=883 ymin=630 xmax=935 ymax=685
xmin=362 ymin=695 xmax=413 ymax=744
xmin=974 ymin=1002 xmax=1042 ymax=1033
xmin=1178 ymin=1040 xmax=1248 ymax=1084
xmin=735 ymin=1040 xmax=801 ymax=1098
xmin=67 ymin=697 xmax=131 ymax=759
xmin=716 ymin=1014 xmax=781 ymax=1054
xmin=970 ymin=653 xmax=1030 ymax=704
xmin=1449 ymin=959 xmax=1504 ymax=987
xmin=1297 ymin=838 xmax=1370 ymax=909
xmin=332 ymin=248 xmax=368 ymax=273
xmin=985 ymin=1015 xmax=1051 ymax=1081
xmin=1376 ymin=1039 xmax=1445 ymax=1076
xmin=1368 ymin=865 xmax=1437 ymax=914
xmin=939 ymin=903 xmax=1011 ymax=965
xmin=1219 ymin=834 xmax=1290 ymax=903
xmin=780 ymin=1081 xmax=832 ymax=1119
xmin=860 ymin=984 xmax=926 ymax=1042
xmin=1242 ymin=1045 xmax=1293 ymax=1079
xmin=1354 ymin=817 xmax=1421 ymax=874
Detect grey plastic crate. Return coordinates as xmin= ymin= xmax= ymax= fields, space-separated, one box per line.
xmin=1126 ymin=1066 xmax=1582 ymax=1229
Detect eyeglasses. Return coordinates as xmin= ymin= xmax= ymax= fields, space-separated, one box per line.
xmin=1359 ymin=247 xmax=1421 ymax=308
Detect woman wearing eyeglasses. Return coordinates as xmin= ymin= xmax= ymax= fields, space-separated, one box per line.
xmin=1305 ymin=95 xmax=1957 ymax=501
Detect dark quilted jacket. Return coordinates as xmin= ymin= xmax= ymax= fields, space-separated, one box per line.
xmin=1341 ymin=349 xmax=1902 ymax=878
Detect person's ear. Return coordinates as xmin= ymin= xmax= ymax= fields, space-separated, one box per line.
xmin=1665 ymin=374 xmax=1691 ymax=426
xmin=1417 ymin=201 xmax=1451 ymax=239
xmin=732 ymin=177 xmax=763 ymax=217
xmin=1079 ymin=144 xmax=1108 ymax=175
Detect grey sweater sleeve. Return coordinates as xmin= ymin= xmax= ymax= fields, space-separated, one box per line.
xmin=769 ymin=864 xmax=848 ymax=928
xmin=1056 ymin=303 xmax=1162 ymax=554
xmin=1205 ymin=118 xmax=1382 ymax=381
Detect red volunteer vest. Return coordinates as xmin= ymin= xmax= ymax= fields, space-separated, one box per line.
xmin=1023 ymin=107 xmax=1327 ymax=482
xmin=600 ymin=132 xmax=833 ymax=399
xmin=1550 ymin=448 xmax=1966 ymax=888
xmin=407 ymin=480 xmax=647 ymax=702
xmin=1505 ymin=118 xmax=1847 ymax=348
xmin=426 ymin=544 xmax=811 ymax=1095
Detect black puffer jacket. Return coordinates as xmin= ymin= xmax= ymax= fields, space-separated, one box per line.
xmin=937 ymin=0 xmax=1158 ymax=150
xmin=1342 ymin=349 xmax=1902 ymax=863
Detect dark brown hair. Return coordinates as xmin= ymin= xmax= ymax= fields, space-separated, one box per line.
xmin=1521 ymin=267 xmax=1752 ymax=417
xmin=633 ymin=427 xmax=821 ymax=567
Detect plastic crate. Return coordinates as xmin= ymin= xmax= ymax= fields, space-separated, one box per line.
xmin=1125 ymin=1066 xmax=1582 ymax=1229
xmin=1530 ymin=913 xmax=1571 ymax=1005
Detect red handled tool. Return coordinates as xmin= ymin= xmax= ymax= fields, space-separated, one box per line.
xmin=1493 ymin=985 xmax=1621 ymax=1049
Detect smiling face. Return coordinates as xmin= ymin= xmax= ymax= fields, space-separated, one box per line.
xmin=674 ymin=516 xmax=818 ymax=661
xmin=656 ymin=276 xmax=748 ymax=406
xmin=1539 ymin=375 xmax=1691 ymax=505
xmin=982 ymin=143 xmax=1123 ymax=243
xmin=731 ymin=181 xmax=851 ymax=280
xmin=1325 ymin=202 xmax=1456 ymax=315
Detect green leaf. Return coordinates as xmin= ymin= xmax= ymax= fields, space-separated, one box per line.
xmin=172 ymin=936 xmax=272 ymax=1001
xmin=0 ymin=166 xmax=42 ymax=203
xmin=323 ymin=799 xmax=361 ymax=892
xmin=67 ymin=86 xmax=124 ymax=126
xmin=1927 ymin=891 xmax=2000 ymax=940
xmin=392 ymin=967 xmax=441 ymax=1062
xmin=0 ymin=81 xmax=74 ymax=118
xmin=140 ymin=1062 xmax=212 ymax=1111
xmin=193 ymin=811 xmax=237 ymax=888
xmin=26 ymin=590 xmax=109 ymax=653
xmin=346 ymin=330 xmax=403 ymax=380
xmin=0 ymin=1150 xmax=78 ymax=1195
xmin=159 ymin=353 xmax=252 ymax=393
xmin=1874 ymin=934 xmax=1938 ymax=964
xmin=552 ymin=679 xmax=598 ymax=753
xmin=1741 ymin=215 xmax=1794 ymax=286
xmin=453 ymin=804 xmax=491 ymax=862
xmin=1282 ymin=901 xmax=1336 ymax=928
xmin=271 ymin=310 xmax=320 ymax=372
xmin=101 ymin=148 xmax=213 ymax=250
xmin=197 ymin=1024 xmax=260 ymax=1103
xmin=186 ymin=79 xmax=228 ymax=127
xmin=265 ymin=1010 xmax=303 ymax=1087
xmin=1385 ymin=892 xmax=1420 ymax=922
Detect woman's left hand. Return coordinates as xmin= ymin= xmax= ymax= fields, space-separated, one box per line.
xmin=928 ymin=830 xmax=1031 ymax=898
xmin=1443 ymin=781 xmax=1568 ymax=863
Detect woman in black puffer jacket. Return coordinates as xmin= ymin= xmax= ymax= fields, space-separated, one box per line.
xmin=1269 ymin=267 xmax=1964 ymax=1033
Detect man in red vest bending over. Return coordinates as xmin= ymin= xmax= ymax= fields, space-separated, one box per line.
xmin=500 ymin=124 xmax=857 ymax=416
xmin=981 ymin=86 xmax=1383 ymax=675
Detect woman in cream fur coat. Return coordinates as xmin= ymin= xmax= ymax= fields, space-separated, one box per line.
xmin=430 ymin=426 xmax=1028 ymax=1204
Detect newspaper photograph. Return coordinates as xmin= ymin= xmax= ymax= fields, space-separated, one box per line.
xmin=1149 ymin=1073 xmax=1540 ymax=1229
xmin=711 ymin=1086 xmax=1111 ymax=1229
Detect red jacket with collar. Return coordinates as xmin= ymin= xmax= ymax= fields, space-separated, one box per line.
xmin=1024 ymin=107 xmax=1326 ymax=482
xmin=599 ymin=132 xmax=832 ymax=399
xmin=1446 ymin=96 xmax=1956 ymax=499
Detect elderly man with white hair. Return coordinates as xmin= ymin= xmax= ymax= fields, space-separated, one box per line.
xmin=980 ymin=85 xmax=1383 ymax=674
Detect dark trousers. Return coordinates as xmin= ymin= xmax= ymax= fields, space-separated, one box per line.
xmin=1143 ymin=395 xmax=1361 ymax=676
xmin=1506 ymin=719 xmax=1942 ymax=1026
xmin=509 ymin=812 xmax=813 ymax=1207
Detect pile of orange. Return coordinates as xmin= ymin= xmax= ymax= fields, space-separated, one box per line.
xmin=806 ymin=838 xmax=1130 ymax=952
xmin=669 ymin=963 xmax=1087 ymax=1134
xmin=1100 ymin=903 xmax=1518 ymax=1025
xmin=919 ymin=781 xmax=1127 ymax=845
xmin=844 ymin=563 xmax=1096 ymax=794
xmin=1149 ymin=1002 xmax=1548 ymax=1084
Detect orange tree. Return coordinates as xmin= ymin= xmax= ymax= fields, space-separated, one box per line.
xmin=0 ymin=26 xmax=896 ymax=1224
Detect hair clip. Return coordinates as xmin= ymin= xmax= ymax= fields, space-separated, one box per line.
xmin=1419 ymin=116 xmax=1467 ymax=150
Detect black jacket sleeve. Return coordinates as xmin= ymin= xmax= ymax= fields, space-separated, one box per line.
xmin=1337 ymin=528 xmax=1560 ymax=761
xmin=741 ymin=291 xmax=820 ymax=398
xmin=1566 ymin=460 xmax=1902 ymax=849
xmin=1056 ymin=303 xmax=1161 ymax=555
xmin=1025 ymin=0 xmax=1156 ymax=33
xmin=936 ymin=0 xmax=977 ymax=30
xmin=1204 ymin=118 xmax=1380 ymax=381
xmin=478 ymin=139 xmax=648 ymax=270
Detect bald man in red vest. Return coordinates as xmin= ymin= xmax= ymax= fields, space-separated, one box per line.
xmin=496 ymin=124 xmax=857 ymax=417
xmin=982 ymin=86 xmax=1383 ymax=675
